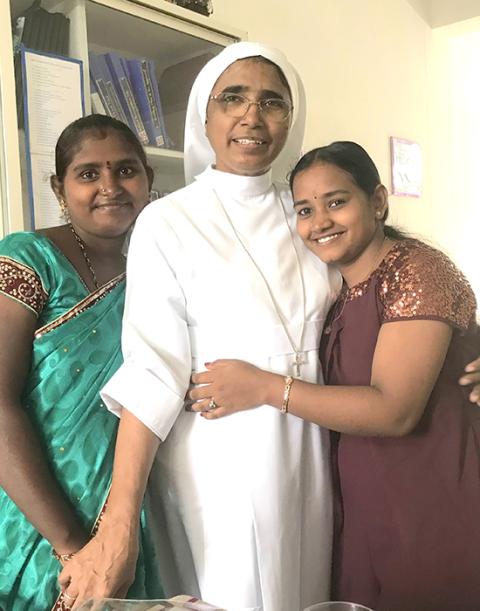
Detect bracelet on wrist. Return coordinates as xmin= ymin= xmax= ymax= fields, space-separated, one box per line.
xmin=281 ymin=375 xmax=294 ymax=414
xmin=52 ymin=548 xmax=75 ymax=563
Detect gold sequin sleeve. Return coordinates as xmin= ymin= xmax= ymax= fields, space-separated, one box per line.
xmin=0 ymin=256 xmax=48 ymax=316
xmin=379 ymin=240 xmax=476 ymax=331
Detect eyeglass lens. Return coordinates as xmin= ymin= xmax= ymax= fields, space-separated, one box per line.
xmin=213 ymin=93 xmax=291 ymax=121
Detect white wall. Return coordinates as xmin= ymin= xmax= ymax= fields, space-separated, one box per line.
xmin=429 ymin=17 xmax=480 ymax=301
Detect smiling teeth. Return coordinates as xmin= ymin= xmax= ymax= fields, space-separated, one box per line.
xmin=235 ymin=138 xmax=265 ymax=145
xmin=316 ymin=233 xmax=341 ymax=244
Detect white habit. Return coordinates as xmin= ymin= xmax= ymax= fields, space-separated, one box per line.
xmin=103 ymin=166 xmax=340 ymax=611
xmin=102 ymin=42 xmax=341 ymax=611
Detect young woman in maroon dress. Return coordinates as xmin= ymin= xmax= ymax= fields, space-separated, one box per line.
xmin=189 ymin=141 xmax=480 ymax=611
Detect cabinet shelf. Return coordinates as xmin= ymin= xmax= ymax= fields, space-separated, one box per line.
xmin=147 ymin=146 xmax=183 ymax=177
xmin=147 ymin=146 xmax=183 ymax=162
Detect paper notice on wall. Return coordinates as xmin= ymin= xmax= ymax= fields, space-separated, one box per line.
xmin=390 ymin=136 xmax=422 ymax=198
xmin=22 ymin=48 xmax=84 ymax=228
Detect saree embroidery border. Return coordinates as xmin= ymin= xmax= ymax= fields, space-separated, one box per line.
xmin=35 ymin=273 xmax=125 ymax=338
xmin=0 ymin=256 xmax=48 ymax=315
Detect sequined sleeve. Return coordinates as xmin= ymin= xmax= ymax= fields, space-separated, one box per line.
xmin=378 ymin=240 xmax=476 ymax=330
xmin=0 ymin=256 xmax=48 ymax=315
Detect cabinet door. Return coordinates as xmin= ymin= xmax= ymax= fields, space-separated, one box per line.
xmin=6 ymin=0 xmax=241 ymax=230
xmin=0 ymin=80 xmax=8 ymax=238
xmin=1 ymin=1 xmax=23 ymax=233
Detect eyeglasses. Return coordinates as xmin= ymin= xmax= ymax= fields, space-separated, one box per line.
xmin=209 ymin=92 xmax=292 ymax=122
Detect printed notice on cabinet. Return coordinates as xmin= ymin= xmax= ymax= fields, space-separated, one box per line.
xmin=22 ymin=49 xmax=84 ymax=228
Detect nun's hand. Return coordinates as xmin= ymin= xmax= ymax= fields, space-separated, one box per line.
xmin=459 ymin=356 xmax=480 ymax=406
xmin=189 ymin=359 xmax=270 ymax=418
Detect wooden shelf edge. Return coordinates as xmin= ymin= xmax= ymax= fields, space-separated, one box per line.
xmin=146 ymin=146 xmax=183 ymax=159
xmin=128 ymin=0 xmax=245 ymax=40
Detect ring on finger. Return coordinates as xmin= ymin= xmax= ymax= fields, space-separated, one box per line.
xmin=208 ymin=398 xmax=218 ymax=410
xmin=63 ymin=591 xmax=77 ymax=601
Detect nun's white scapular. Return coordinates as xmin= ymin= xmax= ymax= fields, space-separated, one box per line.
xmin=102 ymin=42 xmax=341 ymax=611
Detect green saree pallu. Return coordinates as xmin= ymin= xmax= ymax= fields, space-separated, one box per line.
xmin=0 ymin=233 xmax=163 ymax=611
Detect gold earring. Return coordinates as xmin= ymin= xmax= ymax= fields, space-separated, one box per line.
xmin=59 ymin=198 xmax=70 ymax=221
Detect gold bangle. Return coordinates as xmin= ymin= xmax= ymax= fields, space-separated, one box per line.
xmin=52 ymin=548 xmax=75 ymax=563
xmin=281 ymin=375 xmax=294 ymax=414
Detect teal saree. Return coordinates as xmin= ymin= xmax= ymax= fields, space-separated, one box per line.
xmin=0 ymin=233 xmax=163 ymax=610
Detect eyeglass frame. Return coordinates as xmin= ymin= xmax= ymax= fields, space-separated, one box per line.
xmin=208 ymin=92 xmax=293 ymax=122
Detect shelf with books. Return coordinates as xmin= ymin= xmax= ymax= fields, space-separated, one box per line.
xmin=84 ymin=1 xmax=238 ymax=151
xmin=1 ymin=0 xmax=243 ymax=232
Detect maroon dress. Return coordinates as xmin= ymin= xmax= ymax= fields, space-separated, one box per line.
xmin=319 ymin=239 xmax=480 ymax=611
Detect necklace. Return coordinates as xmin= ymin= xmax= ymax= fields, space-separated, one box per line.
xmin=324 ymin=236 xmax=391 ymax=335
xmin=213 ymin=186 xmax=307 ymax=377
xmin=69 ymin=223 xmax=100 ymax=289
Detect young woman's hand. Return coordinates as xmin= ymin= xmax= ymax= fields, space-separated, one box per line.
xmin=459 ymin=357 xmax=480 ymax=405
xmin=57 ymin=514 xmax=139 ymax=609
xmin=189 ymin=359 xmax=278 ymax=419
xmin=57 ymin=409 xmax=160 ymax=608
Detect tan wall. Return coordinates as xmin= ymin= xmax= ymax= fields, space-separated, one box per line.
xmin=214 ymin=0 xmax=479 ymax=303
xmin=428 ymin=0 xmax=480 ymax=27
xmin=214 ymin=0 xmax=433 ymax=238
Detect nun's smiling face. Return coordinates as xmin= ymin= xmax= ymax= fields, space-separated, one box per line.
xmin=205 ymin=58 xmax=292 ymax=176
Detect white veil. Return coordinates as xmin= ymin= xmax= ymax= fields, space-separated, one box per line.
xmin=183 ymin=41 xmax=306 ymax=185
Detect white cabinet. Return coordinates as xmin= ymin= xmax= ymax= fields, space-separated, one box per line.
xmin=0 ymin=0 xmax=242 ymax=234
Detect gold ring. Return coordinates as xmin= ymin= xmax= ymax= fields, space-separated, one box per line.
xmin=63 ymin=591 xmax=76 ymax=601
xmin=208 ymin=398 xmax=218 ymax=410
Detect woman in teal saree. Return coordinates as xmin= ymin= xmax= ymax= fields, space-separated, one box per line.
xmin=0 ymin=115 xmax=163 ymax=610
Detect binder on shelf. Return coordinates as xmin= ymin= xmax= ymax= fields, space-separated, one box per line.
xmin=104 ymin=52 xmax=149 ymax=145
xmin=147 ymin=59 xmax=171 ymax=148
xmin=38 ymin=8 xmax=53 ymax=53
xmin=90 ymin=75 xmax=107 ymax=115
xmin=58 ymin=15 xmax=70 ymax=55
xmin=88 ymin=52 xmax=127 ymax=124
xmin=88 ymin=52 xmax=114 ymax=118
xmin=13 ymin=3 xmax=69 ymax=55
xmin=46 ymin=13 xmax=61 ymax=54
xmin=26 ymin=6 xmax=44 ymax=50
xmin=96 ymin=53 xmax=129 ymax=124
xmin=48 ymin=12 xmax=66 ymax=55
xmin=126 ymin=57 xmax=167 ymax=148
